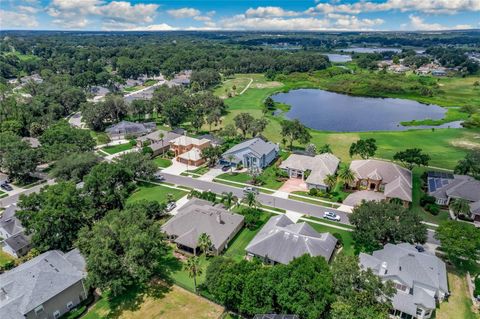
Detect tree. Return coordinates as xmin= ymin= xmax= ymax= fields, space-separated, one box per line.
xmin=234 ymin=113 xmax=254 ymax=138
xmin=241 ymin=207 xmax=261 ymax=229
xmin=243 ymin=191 xmax=259 ymax=208
xmin=264 ymin=97 xmax=275 ymax=110
xmin=17 ymin=182 xmax=91 ymax=252
xmin=330 ymin=254 xmax=395 ymax=319
xmin=117 ymin=152 xmax=157 ymax=180
xmin=393 ymin=148 xmax=430 ymax=170
xmin=349 ymin=201 xmax=427 ymax=253
xmin=201 ymin=145 xmax=223 ymax=167
xmin=324 ymin=174 xmax=337 ymax=191
xmin=436 ymin=221 xmax=480 ymax=269
xmin=319 ymin=144 xmax=332 ymax=154
xmin=450 ymin=198 xmax=471 ymax=220
xmin=306 ymin=143 xmax=317 ymax=155
xmin=2 ymin=143 xmax=38 ymax=183
xmin=162 ymin=95 xmax=188 ymax=127
xmin=82 ymin=162 xmax=135 ymax=219
xmin=50 ymin=152 xmax=99 ymax=183
xmin=338 ymin=166 xmax=356 ymax=188
xmin=226 ymin=154 xmax=236 ymax=174
xmin=454 ymin=150 xmax=480 ymax=179
xmin=248 ymin=118 xmax=269 ymax=137
xmin=349 ymin=138 xmax=377 ymax=159
xmin=197 ymin=233 xmax=213 ymax=256
xmin=76 ymin=206 xmax=168 ymax=296
xmin=221 ymin=191 xmax=238 ymax=208
xmin=184 ymin=256 xmax=203 ymax=293
xmin=281 ymin=119 xmax=311 ymax=150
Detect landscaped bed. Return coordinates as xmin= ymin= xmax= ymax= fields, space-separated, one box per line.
xmin=101 ymin=143 xmax=134 ymax=155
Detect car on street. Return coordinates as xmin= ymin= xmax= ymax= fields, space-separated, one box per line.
xmin=243 ymin=186 xmax=259 ymax=194
xmin=154 ymin=172 xmax=165 ymax=181
xmin=0 ymin=183 xmax=13 ymax=191
xmin=165 ymin=202 xmax=176 ymax=212
xmin=323 ymin=211 xmax=341 ymax=221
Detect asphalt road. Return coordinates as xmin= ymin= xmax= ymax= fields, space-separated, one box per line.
xmin=162 ymin=172 xmax=352 ymax=224
xmin=0 ymin=179 xmax=54 ymax=208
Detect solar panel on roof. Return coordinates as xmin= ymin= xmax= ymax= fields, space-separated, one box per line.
xmin=435 ymin=179 xmax=442 ymax=188
xmin=442 ymin=179 xmax=449 ymax=186
xmin=428 ymin=179 xmax=436 ymax=192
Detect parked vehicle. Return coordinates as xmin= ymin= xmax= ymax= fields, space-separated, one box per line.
xmin=221 ymin=165 xmax=230 ymax=172
xmin=243 ymin=186 xmax=259 ymax=194
xmin=415 ymin=245 xmax=425 ymax=253
xmin=154 ymin=172 xmax=165 ymax=181
xmin=165 ymin=202 xmax=176 ymax=212
xmin=323 ymin=211 xmax=341 ymax=221
xmin=0 ymin=183 xmax=13 ymax=191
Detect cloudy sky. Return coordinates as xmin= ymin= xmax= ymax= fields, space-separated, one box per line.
xmin=1 ymin=0 xmax=479 ymax=31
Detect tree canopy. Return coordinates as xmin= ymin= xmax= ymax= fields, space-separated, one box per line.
xmin=349 ymin=138 xmax=377 ymax=159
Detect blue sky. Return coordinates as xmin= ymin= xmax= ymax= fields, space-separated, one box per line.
xmin=1 ymin=0 xmax=479 ymax=31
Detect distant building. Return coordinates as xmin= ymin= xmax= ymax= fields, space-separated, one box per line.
xmin=245 ymin=215 xmax=337 ymax=265
xmin=169 ymin=135 xmax=211 ymax=166
xmin=388 ymin=64 xmax=410 ymax=74
xmin=360 ymin=243 xmax=448 ymax=319
xmin=162 ymin=199 xmax=244 ymax=255
xmin=0 ymin=249 xmax=87 ymax=319
xmin=221 ymin=138 xmax=279 ymax=170
xmin=0 ymin=205 xmax=31 ymax=258
xmin=136 ymin=129 xmax=182 ymax=156
xmin=105 ymin=121 xmax=156 ymax=139
xmin=279 ymin=153 xmax=340 ymax=191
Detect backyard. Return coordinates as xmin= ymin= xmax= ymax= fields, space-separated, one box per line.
xmin=436 ymin=271 xmax=480 ymax=319
xmin=102 ymin=143 xmax=134 ymax=155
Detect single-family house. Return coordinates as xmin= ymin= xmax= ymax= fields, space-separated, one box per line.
xmin=221 ymin=138 xmax=279 ymax=170
xmin=136 ymin=129 xmax=182 ymax=156
xmin=360 ymin=243 xmax=448 ymax=319
xmin=0 ymin=249 xmax=87 ymax=319
xmin=0 ymin=205 xmax=31 ymax=258
xmin=105 ymin=121 xmax=156 ymax=139
xmin=245 ymin=215 xmax=337 ymax=265
xmin=427 ymin=172 xmax=480 ymax=224
xmin=349 ymin=159 xmax=412 ymax=207
xmin=388 ymin=64 xmax=410 ymax=74
xmin=279 ymin=153 xmax=340 ymax=191
xmin=161 ymin=199 xmax=244 ymax=255
xmin=170 ymin=135 xmax=211 ymax=166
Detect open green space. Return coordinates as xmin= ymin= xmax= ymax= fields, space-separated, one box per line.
xmin=0 ymin=191 xmax=7 ymax=199
xmin=213 ymin=73 xmax=480 ymax=170
xmin=127 ymin=182 xmax=187 ymax=205
xmin=288 ymin=194 xmax=339 ymax=208
xmin=152 ymin=157 xmax=172 ymax=168
xmin=102 ymin=143 xmax=133 ymax=155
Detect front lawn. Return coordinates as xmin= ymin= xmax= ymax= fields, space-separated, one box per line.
xmin=102 ymin=143 xmax=133 ymax=155
xmin=152 ymin=157 xmax=172 ymax=168
xmin=127 ymin=182 xmax=187 ymax=205
xmin=181 ymin=166 xmax=210 ymax=178
xmin=0 ymin=190 xmax=7 ymax=199
xmin=436 ymin=271 xmax=479 ymax=319
xmin=216 ymin=165 xmax=286 ymax=190
xmin=83 ymin=284 xmax=223 ymax=319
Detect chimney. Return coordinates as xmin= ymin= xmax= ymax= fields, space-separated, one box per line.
xmin=216 ymin=212 xmax=223 ymax=224
xmin=380 ymin=261 xmax=388 ymax=275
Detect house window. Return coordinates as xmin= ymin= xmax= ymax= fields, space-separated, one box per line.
xmin=53 ymin=310 xmax=61 ymax=319
xmin=67 ymin=301 xmax=74 ymax=310
xmin=34 ymin=305 xmax=44 ymax=314
xmin=416 ymin=308 xmax=424 ymax=316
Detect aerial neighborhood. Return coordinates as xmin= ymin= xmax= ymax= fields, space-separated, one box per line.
xmin=1 ymin=20 xmax=480 ymax=319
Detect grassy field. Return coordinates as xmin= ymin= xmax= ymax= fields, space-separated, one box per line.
xmin=102 ymin=143 xmax=134 ymax=155
xmin=436 ymin=271 xmax=480 ymax=319
xmin=212 ymin=73 xmax=480 ymax=170
xmin=83 ymin=285 xmax=224 ymax=319
xmin=127 ymin=182 xmax=187 ymax=204
xmin=152 ymin=157 xmax=172 ymax=168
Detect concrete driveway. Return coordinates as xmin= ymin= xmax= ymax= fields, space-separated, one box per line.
xmin=343 ymin=190 xmax=386 ymax=207
xmin=278 ymin=178 xmax=308 ymax=193
xmin=198 ymin=166 xmax=225 ymax=182
xmin=161 ymin=160 xmax=189 ymax=175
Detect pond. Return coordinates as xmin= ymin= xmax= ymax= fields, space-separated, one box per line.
xmin=325 ymin=54 xmax=352 ymax=63
xmin=271 ymin=89 xmax=462 ymax=132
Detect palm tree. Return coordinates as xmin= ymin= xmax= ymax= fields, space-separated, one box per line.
xmin=338 ymin=167 xmax=356 ymax=189
xmin=222 ymin=191 xmax=238 ymax=208
xmin=197 ymin=233 xmax=212 ymax=256
xmin=159 ymin=132 xmax=165 ymax=156
xmin=226 ymin=154 xmax=236 ymax=174
xmin=184 ymin=256 xmax=202 ymax=293
xmin=324 ymin=174 xmax=337 ymax=191
xmin=450 ymin=198 xmax=471 ymax=220
xmin=243 ymin=192 xmax=259 ymax=208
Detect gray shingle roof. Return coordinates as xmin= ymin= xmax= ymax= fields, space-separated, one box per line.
xmin=4 ymin=232 xmax=30 ymax=252
xmin=0 ymin=249 xmax=86 ymax=319
xmin=223 ymin=138 xmax=278 ymax=160
xmin=429 ymin=174 xmax=480 ymax=203
xmin=279 ymin=153 xmax=340 ymax=187
xmin=246 ymin=215 xmax=337 ymax=264
xmin=359 ymin=243 xmax=448 ymax=316
xmin=161 ymin=199 xmax=244 ymax=251
xmin=0 ymin=205 xmax=24 ymax=237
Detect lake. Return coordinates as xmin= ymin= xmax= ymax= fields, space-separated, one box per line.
xmin=272 ymin=89 xmax=462 ymax=132
xmin=325 ymin=54 xmax=352 ymax=63
xmin=335 ymin=47 xmax=401 ymax=54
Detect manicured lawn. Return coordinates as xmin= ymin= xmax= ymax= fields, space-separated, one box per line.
xmin=288 ymin=194 xmax=339 ymax=208
xmin=127 ymin=182 xmax=187 ymax=205
xmin=102 ymin=143 xmax=133 ymax=155
xmin=181 ymin=166 xmax=210 ymax=178
xmin=307 ymin=222 xmax=355 ymax=256
xmin=0 ymin=190 xmax=6 ymax=199
xmin=152 ymin=157 xmax=172 ymax=168
xmin=83 ymin=284 xmax=223 ymax=319
xmin=144 ymin=79 xmax=157 ymax=86
xmin=216 ymin=172 xmax=251 ymax=183
xmin=216 ymin=165 xmax=285 ymax=190
xmin=169 ymin=254 xmax=210 ymax=292
xmin=123 ymin=85 xmax=143 ymax=93
xmin=436 ymin=271 xmax=480 ymax=319
xmin=223 ymin=211 xmax=272 ymax=262
xmin=0 ymin=250 xmax=14 ymax=268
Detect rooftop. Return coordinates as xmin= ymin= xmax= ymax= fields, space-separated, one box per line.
xmin=279 ymin=153 xmax=340 ymax=187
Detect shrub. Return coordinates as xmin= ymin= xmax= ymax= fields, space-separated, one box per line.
xmin=241 ymin=208 xmax=261 ymax=230
xmin=420 ymin=194 xmax=436 ymax=207
xmin=425 ymin=203 xmax=440 ymax=215
xmin=142 ymin=146 xmax=153 ymax=156
xmin=474 ymin=276 xmax=480 ymax=298
xmin=309 ymin=188 xmax=318 ymax=196
xmin=332 ymin=233 xmax=343 ymax=248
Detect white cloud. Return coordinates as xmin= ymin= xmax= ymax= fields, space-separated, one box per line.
xmin=314 ymin=0 xmax=480 ymax=15
xmin=126 ymin=23 xmax=177 ymax=31
xmin=17 ymin=5 xmax=40 ymax=14
xmin=0 ymin=9 xmax=39 ymax=28
xmin=245 ymin=6 xmax=300 ymax=17
xmin=96 ymin=1 xmax=158 ymax=23
xmin=408 ymin=14 xmax=472 ymax=30
xmin=167 ymin=8 xmax=201 ymax=18
xmin=218 ymin=15 xmax=330 ymax=31
xmin=330 ymin=14 xmax=384 ymax=29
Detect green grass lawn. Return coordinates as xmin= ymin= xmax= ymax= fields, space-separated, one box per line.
xmin=102 ymin=143 xmax=133 ymax=155
xmin=307 ymin=222 xmax=355 ymax=256
xmin=90 ymin=131 xmax=111 ymax=145
xmin=216 ymin=165 xmax=285 ymax=190
xmin=144 ymin=79 xmax=157 ymax=86
xmin=152 ymin=157 xmax=172 ymax=168
xmin=216 ymin=172 xmax=251 ymax=183
xmin=0 ymin=250 xmax=14 ymax=268
xmin=0 ymin=190 xmax=6 ymax=199
xmin=127 ymin=182 xmax=187 ymax=205
xmin=288 ymin=194 xmax=339 ymax=208
xmin=181 ymin=166 xmax=210 ymax=177
xmin=123 ymin=85 xmax=143 ymax=93
xmin=436 ymin=271 xmax=480 ymax=319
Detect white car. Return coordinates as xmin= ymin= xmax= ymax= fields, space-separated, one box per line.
xmin=243 ymin=186 xmax=259 ymax=194
xmin=323 ymin=211 xmax=341 ymax=221
xmin=165 ymin=202 xmax=176 ymax=212
xmin=154 ymin=173 xmax=165 ymax=181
